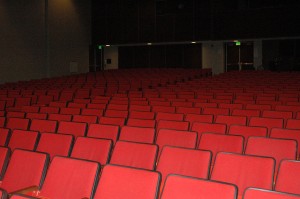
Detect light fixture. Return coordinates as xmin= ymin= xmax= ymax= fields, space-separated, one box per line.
xmin=105 ymin=45 xmax=111 ymax=47
xmin=191 ymin=41 xmax=196 ymax=44
xmin=147 ymin=43 xmax=152 ymax=45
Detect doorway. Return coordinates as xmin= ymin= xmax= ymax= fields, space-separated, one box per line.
xmin=225 ymin=41 xmax=254 ymax=71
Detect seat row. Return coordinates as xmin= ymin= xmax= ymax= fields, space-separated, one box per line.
xmin=0 ymin=147 xmax=299 ymax=199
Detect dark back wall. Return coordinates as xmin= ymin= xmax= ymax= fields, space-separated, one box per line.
xmin=92 ymin=0 xmax=300 ymax=45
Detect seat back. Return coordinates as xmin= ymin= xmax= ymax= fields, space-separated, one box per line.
xmin=119 ymin=126 xmax=155 ymax=144
xmin=211 ymin=152 xmax=275 ymax=198
xmin=93 ymin=164 xmax=160 ymax=199
xmin=60 ymin=107 xmax=81 ymax=115
xmin=36 ymin=133 xmax=73 ymax=160
xmin=0 ymin=117 xmax=5 ymax=128
xmin=48 ymin=113 xmax=72 ymax=122
xmin=161 ymin=174 xmax=237 ymax=199
xmin=215 ymin=115 xmax=247 ymax=131
xmin=184 ymin=114 xmax=213 ymax=125
xmin=198 ymin=133 xmax=244 ymax=164
xmin=275 ymin=160 xmax=300 ymax=195
xmin=29 ymin=119 xmax=57 ymax=133
xmin=71 ymin=137 xmax=112 ymax=165
xmin=87 ymin=124 xmax=119 ymax=144
xmin=0 ymin=149 xmax=49 ymax=193
xmin=229 ymin=125 xmax=267 ymax=146
xmin=39 ymin=156 xmax=100 ymax=199
xmin=243 ymin=188 xmax=300 ymax=199
xmin=245 ymin=137 xmax=297 ymax=172
xmin=129 ymin=111 xmax=155 ymax=120
xmin=99 ymin=116 xmax=126 ymax=127
xmin=286 ymin=119 xmax=300 ymax=130
xmin=5 ymin=118 xmax=29 ymax=131
xmin=72 ymin=115 xmax=98 ymax=125
xmin=110 ymin=141 xmax=158 ymax=170
xmin=126 ymin=118 xmax=156 ymax=128
xmin=249 ymin=117 xmax=284 ymax=135
xmin=8 ymin=130 xmax=39 ymax=151
xmin=156 ymin=112 xmax=184 ymax=121
xmin=157 ymin=120 xmax=189 ymax=132
xmin=57 ymin=121 xmax=87 ymax=137
xmin=191 ymin=122 xmax=226 ymax=145
xmin=156 ymin=146 xmax=211 ymax=189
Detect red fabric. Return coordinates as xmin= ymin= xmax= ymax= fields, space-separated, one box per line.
xmin=126 ymin=118 xmax=155 ymax=128
xmin=71 ymin=137 xmax=112 ymax=165
xmin=198 ymin=133 xmax=244 ymax=164
xmin=110 ymin=141 xmax=158 ymax=170
xmin=202 ymin=107 xmax=230 ymax=117
xmin=29 ymin=119 xmax=57 ymax=133
xmin=157 ymin=120 xmax=189 ymax=132
xmin=36 ymin=133 xmax=73 ymax=160
xmin=0 ymin=147 xmax=9 ymax=178
xmin=185 ymin=114 xmax=213 ymax=124
xmin=81 ymin=108 xmax=103 ymax=118
xmin=5 ymin=118 xmax=29 ymax=131
xmin=191 ymin=122 xmax=226 ymax=145
xmin=262 ymin=110 xmax=293 ymax=121
xmin=129 ymin=111 xmax=155 ymax=120
xmin=99 ymin=117 xmax=125 ymax=127
xmin=119 ymin=126 xmax=155 ymax=144
xmin=211 ymin=153 xmax=275 ymax=198
xmin=286 ymin=119 xmax=300 ymax=130
xmin=40 ymin=156 xmax=99 ymax=199
xmin=0 ymin=149 xmax=48 ymax=193
xmin=72 ymin=115 xmax=97 ymax=125
xmin=157 ymin=146 xmax=211 ymax=190
xmin=94 ymin=165 xmax=160 ymax=199
xmin=156 ymin=113 xmax=184 ymax=122
xmin=57 ymin=121 xmax=87 ymax=137
xmin=229 ymin=125 xmax=267 ymax=146
xmin=176 ymin=107 xmax=201 ymax=115
xmin=47 ymin=113 xmax=72 ymax=122
xmin=245 ymin=137 xmax=297 ymax=172
xmin=60 ymin=107 xmax=80 ymax=115
xmin=87 ymin=124 xmax=119 ymax=144
xmin=161 ymin=175 xmax=237 ymax=199
xmin=105 ymin=110 xmax=128 ymax=118
xmin=275 ymin=160 xmax=300 ymax=195
xmin=8 ymin=130 xmax=39 ymax=151
xmin=215 ymin=115 xmax=247 ymax=128
xmin=231 ymin=109 xmax=260 ymax=118
xmin=249 ymin=117 xmax=284 ymax=134
xmin=244 ymin=188 xmax=300 ymax=199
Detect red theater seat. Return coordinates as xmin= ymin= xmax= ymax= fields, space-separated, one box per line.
xmin=8 ymin=130 xmax=39 ymax=151
xmin=87 ymin=124 xmax=119 ymax=144
xmin=57 ymin=121 xmax=87 ymax=138
xmin=119 ymin=126 xmax=155 ymax=144
xmin=29 ymin=119 xmax=57 ymax=133
xmin=243 ymin=188 xmax=300 ymax=199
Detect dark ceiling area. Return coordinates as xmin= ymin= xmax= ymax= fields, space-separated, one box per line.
xmin=92 ymin=0 xmax=300 ymax=45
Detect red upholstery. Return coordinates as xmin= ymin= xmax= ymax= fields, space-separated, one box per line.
xmin=194 ymin=102 xmax=217 ymax=108
xmin=57 ymin=121 xmax=87 ymax=137
xmin=270 ymin=128 xmax=300 ymax=159
xmin=243 ymin=188 xmax=300 ymax=199
xmin=25 ymin=113 xmax=47 ymax=120
xmin=191 ymin=122 xmax=226 ymax=145
xmin=6 ymin=112 xmax=25 ymax=118
xmin=245 ymin=137 xmax=297 ymax=172
xmin=99 ymin=116 xmax=126 ymax=127
xmin=0 ymin=189 xmax=7 ymax=199
xmin=72 ymin=115 xmax=98 ymax=124
xmin=39 ymin=106 xmax=59 ymax=114
xmin=249 ymin=117 xmax=284 ymax=135
xmin=129 ymin=105 xmax=151 ymax=112
xmin=161 ymin=175 xmax=237 ymax=199
xmin=0 ymin=149 xmax=48 ymax=193
xmin=152 ymin=106 xmax=176 ymax=113
xmin=81 ymin=108 xmax=103 ymax=118
xmin=60 ymin=107 xmax=81 ymax=115
xmin=262 ymin=110 xmax=293 ymax=122
xmin=119 ymin=126 xmax=155 ymax=144
xmin=231 ymin=109 xmax=260 ymax=118
xmin=110 ymin=141 xmax=158 ymax=170
xmin=275 ymin=160 xmax=300 ymax=195
xmin=47 ymin=113 xmax=72 ymax=122
xmin=198 ymin=133 xmax=244 ymax=164
xmin=156 ymin=112 xmax=184 ymax=121
xmin=126 ymin=118 xmax=156 ymax=128
xmin=156 ymin=146 xmax=211 ymax=190
xmin=211 ymin=153 xmax=275 ymax=198
xmin=176 ymin=107 xmax=201 ymax=115
xmin=29 ymin=119 xmax=57 ymax=133
xmin=38 ymin=156 xmax=99 ymax=199
xmin=0 ymin=147 xmax=10 ymax=179
xmin=67 ymin=102 xmax=87 ymax=108
xmin=5 ymin=118 xmax=29 ymax=131
xmin=286 ymin=119 xmax=300 ymax=130
xmin=87 ymin=124 xmax=119 ymax=144
xmin=36 ymin=133 xmax=73 ymax=159
xmin=157 ymin=120 xmax=189 ymax=132
xmin=245 ymin=104 xmax=272 ymax=111
xmin=218 ymin=103 xmax=243 ymax=114
xmin=8 ymin=130 xmax=39 ymax=151
xmin=229 ymin=125 xmax=267 ymax=146
xmin=215 ymin=115 xmax=247 ymax=130
xmin=0 ymin=128 xmax=10 ymax=146
xmin=184 ymin=114 xmax=213 ymax=125
xmin=275 ymin=105 xmax=300 ymax=118
xmin=202 ymin=108 xmax=229 ymax=117
xmin=156 ymin=129 xmax=197 ymax=153
xmin=105 ymin=110 xmax=128 ymax=118
xmin=93 ymin=165 xmax=160 ymax=199
xmin=129 ymin=111 xmax=155 ymax=120
xmin=71 ymin=137 xmax=112 ymax=165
